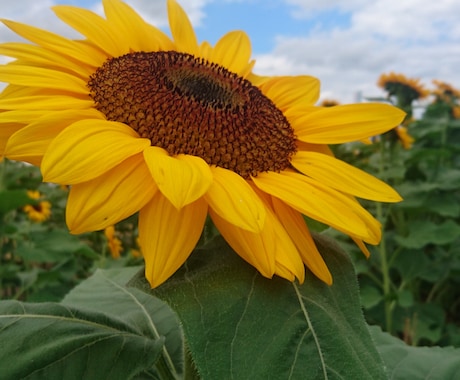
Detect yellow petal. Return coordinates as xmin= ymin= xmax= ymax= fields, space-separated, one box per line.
xmin=52 ymin=5 xmax=127 ymax=57
xmin=0 ymin=95 xmax=93 ymax=110
xmin=209 ymin=208 xmax=276 ymax=279
xmin=294 ymin=103 xmax=406 ymax=144
xmin=352 ymin=238 xmax=371 ymax=258
xmin=211 ymin=31 xmax=252 ymax=75
xmin=291 ymin=151 xmax=402 ymax=202
xmin=204 ymin=166 xmax=266 ymax=232
xmin=167 ymin=0 xmax=199 ymax=54
xmin=42 ymin=119 xmax=150 ymax=184
xmin=252 ymin=171 xmax=375 ymax=242
xmin=271 ymin=197 xmax=332 ymax=285
xmin=199 ymin=41 xmax=212 ymax=61
xmin=0 ymin=19 xmax=106 ymax=67
xmin=0 ymin=110 xmax=45 ymax=124
xmin=0 ymin=123 xmax=23 ymax=156
xmin=296 ymin=141 xmax=334 ymax=156
xmin=139 ymin=193 xmax=207 ymax=288
xmin=5 ymin=109 xmax=104 ymax=166
xmin=247 ymin=72 xmax=271 ymax=86
xmin=144 ymin=147 xmax=212 ymax=209
xmin=102 ymin=0 xmax=173 ymax=52
xmin=0 ymin=64 xmax=88 ymax=94
xmin=260 ymin=76 xmax=320 ymax=112
xmin=270 ymin=217 xmax=306 ymax=284
xmin=249 ymin=184 xmax=305 ymax=283
xmin=0 ymin=42 xmax=93 ymax=78
xmin=67 ymin=154 xmax=157 ymax=234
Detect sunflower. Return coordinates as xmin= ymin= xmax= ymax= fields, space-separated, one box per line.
xmin=432 ymin=79 xmax=460 ymax=101
xmin=0 ymin=0 xmax=404 ymax=287
xmin=23 ymin=190 xmax=52 ymax=222
xmin=104 ymin=225 xmax=123 ymax=259
xmin=394 ymin=125 xmax=414 ymax=149
xmin=378 ymin=72 xmax=429 ymax=103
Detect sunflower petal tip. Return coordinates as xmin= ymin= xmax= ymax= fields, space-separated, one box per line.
xmin=324 ymin=274 xmax=333 ymax=286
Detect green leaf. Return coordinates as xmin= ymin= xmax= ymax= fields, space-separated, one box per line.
xmin=392 ymin=249 xmax=432 ymax=282
xmin=62 ymin=267 xmax=184 ymax=379
xmin=436 ymin=169 xmax=460 ymax=190
xmin=394 ymin=220 xmax=460 ymax=249
xmin=360 ymin=285 xmax=383 ymax=309
xmin=370 ymin=326 xmax=460 ymax=379
xmin=411 ymin=303 xmax=445 ymax=345
xmin=425 ymin=193 xmax=460 ymax=217
xmin=0 ymin=300 xmax=164 ymax=380
xmin=17 ymin=229 xmax=95 ymax=262
xmin=131 ymin=234 xmax=387 ymax=379
xmin=0 ymin=189 xmax=30 ymax=214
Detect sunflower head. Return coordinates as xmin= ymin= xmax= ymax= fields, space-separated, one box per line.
xmin=0 ymin=0 xmax=405 ymax=288
xmin=23 ymin=190 xmax=52 ymax=222
xmin=378 ymin=72 xmax=429 ymax=105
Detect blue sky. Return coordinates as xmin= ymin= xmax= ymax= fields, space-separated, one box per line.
xmin=1 ymin=0 xmax=459 ymax=104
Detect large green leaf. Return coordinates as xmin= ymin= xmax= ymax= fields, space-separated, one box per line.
xmin=62 ymin=267 xmax=184 ymax=379
xmin=131 ymin=234 xmax=386 ymax=379
xmin=0 ymin=300 xmax=164 ymax=379
xmin=370 ymin=326 xmax=460 ymax=379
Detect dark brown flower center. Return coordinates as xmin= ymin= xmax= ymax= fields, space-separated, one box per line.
xmin=88 ymin=51 xmax=296 ymax=178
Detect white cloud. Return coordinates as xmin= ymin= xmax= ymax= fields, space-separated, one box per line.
xmin=1 ymin=0 xmax=458 ymax=105
xmin=254 ymin=0 xmax=460 ymax=103
xmin=285 ymin=0 xmax=368 ymax=15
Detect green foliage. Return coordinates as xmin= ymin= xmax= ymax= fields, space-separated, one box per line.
xmin=129 ymin=234 xmax=387 ymax=379
xmin=370 ymin=326 xmax=460 ymax=379
xmin=332 ymin=94 xmax=460 ymax=348
xmin=0 ymin=160 xmax=142 ymax=302
xmin=1 ymin=235 xmax=458 ymax=379
xmin=0 ymin=299 xmax=165 ymax=379
xmin=62 ymin=267 xmax=184 ymax=379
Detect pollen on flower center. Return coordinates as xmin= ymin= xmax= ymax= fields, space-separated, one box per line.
xmin=88 ymin=51 xmax=297 ymax=178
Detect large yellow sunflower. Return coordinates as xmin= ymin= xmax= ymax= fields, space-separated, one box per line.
xmin=0 ymin=0 xmax=404 ymax=287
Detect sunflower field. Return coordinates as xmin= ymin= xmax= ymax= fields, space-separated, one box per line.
xmin=1 ymin=1 xmax=460 ymax=379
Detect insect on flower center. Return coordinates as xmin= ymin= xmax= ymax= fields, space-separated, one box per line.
xmin=88 ymin=51 xmax=296 ymax=178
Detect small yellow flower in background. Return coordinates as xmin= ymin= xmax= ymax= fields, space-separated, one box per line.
xmin=23 ymin=190 xmax=51 ymax=222
xmin=378 ymin=72 xmax=429 ymax=101
xmin=431 ymin=79 xmax=460 ymax=102
xmin=453 ymin=106 xmax=460 ymax=119
xmin=431 ymin=80 xmax=460 ymax=119
xmin=130 ymin=237 xmax=142 ymax=259
xmin=394 ymin=125 xmax=414 ymax=149
xmin=0 ymin=0 xmax=405 ymax=287
xmin=104 ymin=225 xmax=123 ymax=259
xmin=319 ymin=99 xmax=339 ymax=107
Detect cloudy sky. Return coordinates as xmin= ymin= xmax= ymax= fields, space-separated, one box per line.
xmin=1 ymin=0 xmax=459 ymax=104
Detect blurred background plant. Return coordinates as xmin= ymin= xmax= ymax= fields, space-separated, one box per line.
xmin=330 ymin=73 xmax=460 ymax=347
xmin=0 ymin=160 xmax=143 ymax=302
xmin=1 ymin=73 xmax=459 ymax=349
